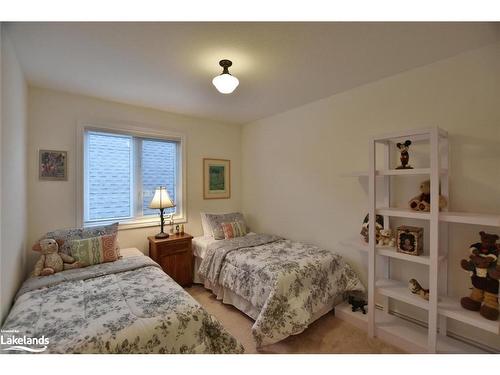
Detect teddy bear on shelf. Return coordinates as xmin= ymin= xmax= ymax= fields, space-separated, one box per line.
xmin=31 ymin=238 xmax=80 ymax=277
xmin=460 ymin=231 xmax=499 ymax=321
xmin=408 ymin=179 xmax=447 ymax=212
xmin=378 ymin=228 xmax=395 ymax=247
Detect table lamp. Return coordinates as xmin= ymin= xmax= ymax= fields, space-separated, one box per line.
xmin=149 ymin=186 xmax=175 ymax=238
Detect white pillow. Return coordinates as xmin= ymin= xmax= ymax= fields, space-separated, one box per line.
xmin=200 ymin=213 xmax=214 ymax=237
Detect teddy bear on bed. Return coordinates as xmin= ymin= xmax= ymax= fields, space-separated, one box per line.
xmin=408 ymin=180 xmax=447 ymax=212
xmin=32 ymin=238 xmax=80 ymax=277
xmin=460 ymin=231 xmax=500 ymax=321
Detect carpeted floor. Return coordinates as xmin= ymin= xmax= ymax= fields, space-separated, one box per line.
xmin=186 ymin=285 xmax=404 ymax=354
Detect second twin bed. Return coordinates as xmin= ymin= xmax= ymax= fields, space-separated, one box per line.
xmin=191 ymin=222 xmax=365 ymax=347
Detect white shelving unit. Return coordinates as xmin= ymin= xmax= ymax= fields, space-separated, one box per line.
xmin=339 ymin=127 xmax=500 ymax=353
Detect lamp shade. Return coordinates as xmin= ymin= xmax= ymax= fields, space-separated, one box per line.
xmin=212 ymin=73 xmax=239 ymax=94
xmin=149 ymin=187 xmax=175 ymax=209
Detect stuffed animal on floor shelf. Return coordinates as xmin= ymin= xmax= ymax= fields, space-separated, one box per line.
xmin=32 ymin=238 xmax=80 ymax=277
xmin=408 ymin=180 xmax=447 ymax=212
xmin=408 ymin=279 xmax=429 ymax=300
xmin=348 ymin=296 xmax=367 ymax=314
xmin=460 ymin=231 xmax=499 ymax=321
xmin=378 ymin=228 xmax=395 ymax=247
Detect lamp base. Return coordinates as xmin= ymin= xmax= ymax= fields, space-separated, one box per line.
xmin=155 ymin=232 xmax=169 ymax=239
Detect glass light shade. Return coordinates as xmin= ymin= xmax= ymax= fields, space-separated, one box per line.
xmin=212 ymin=73 xmax=239 ymax=94
xmin=149 ymin=187 xmax=175 ymax=209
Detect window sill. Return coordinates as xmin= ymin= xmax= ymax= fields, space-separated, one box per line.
xmin=119 ymin=217 xmax=187 ymax=231
xmin=84 ymin=216 xmax=187 ymax=231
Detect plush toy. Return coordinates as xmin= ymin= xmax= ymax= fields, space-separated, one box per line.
xmin=360 ymin=214 xmax=384 ymax=243
xmin=408 ymin=180 xmax=447 ymax=212
xmin=378 ymin=228 xmax=395 ymax=247
xmin=32 ymin=238 xmax=80 ymax=277
xmin=396 ymin=140 xmax=412 ymax=169
xmin=460 ymin=231 xmax=499 ymax=321
xmin=409 ymin=279 xmax=429 ymax=300
xmin=348 ymin=295 xmax=367 ymax=314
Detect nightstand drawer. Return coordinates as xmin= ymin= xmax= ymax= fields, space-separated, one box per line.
xmin=157 ymin=240 xmax=190 ymax=256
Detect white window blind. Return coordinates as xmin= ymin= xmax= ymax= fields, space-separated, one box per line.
xmin=84 ymin=129 xmax=179 ymax=225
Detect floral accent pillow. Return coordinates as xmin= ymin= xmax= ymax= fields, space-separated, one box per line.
xmin=42 ymin=228 xmax=83 ymax=255
xmin=37 ymin=222 xmax=119 ymax=256
xmin=70 ymin=234 xmax=118 ymax=267
xmin=221 ymin=222 xmax=247 ymax=239
xmin=205 ymin=213 xmax=247 ymax=240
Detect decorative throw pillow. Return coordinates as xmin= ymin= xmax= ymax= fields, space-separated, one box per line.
xmin=82 ymin=222 xmax=119 ymax=238
xmin=70 ymin=234 xmax=118 ymax=267
xmin=42 ymin=228 xmax=84 ymax=255
xmin=205 ymin=213 xmax=247 ymax=240
xmin=221 ymin=221 xmax=247 ymax=239
xmin=38 ymin=222 xmax=120 ymax=256
xmin=82 ymin=222 xmax=121 ymax=257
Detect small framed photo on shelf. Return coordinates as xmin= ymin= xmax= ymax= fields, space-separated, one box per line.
xmin=396 ymin=225 xmax=423 ymax=256
xmin=203 ymin=158 xmax=230 ymax=199
xmin=39 ymin=150 xmax=67 ymax=181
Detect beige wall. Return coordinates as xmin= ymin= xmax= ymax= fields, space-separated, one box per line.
xmin=241 ymin=42 xmax=500 ymax=350
xmin=27 ymin=87 xmax=241 ymax=266
xmin=1 ymin=29 xmax=28 ymax=323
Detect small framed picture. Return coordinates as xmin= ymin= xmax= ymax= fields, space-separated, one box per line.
xmin=39 ymin=150 xmax=68 ymax=181
xmin=203 ymin=158 xmax=230 ymax=199
xmin=396 ymin=225 xmax=423 ymax=256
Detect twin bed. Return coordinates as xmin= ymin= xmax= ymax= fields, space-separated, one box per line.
xmin=1 ymin=248 xmax=243 ymax=354
xmin=2 ymin=214 xmax=365 ymax=353
xmin=192 ymin=232 xmax=365 ymax=347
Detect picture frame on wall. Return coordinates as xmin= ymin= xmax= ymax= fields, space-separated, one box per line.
xmin=203 ymin=158 xmax=230 ymax=199
xmin=39 ymin=149 xmax=68 ymax=181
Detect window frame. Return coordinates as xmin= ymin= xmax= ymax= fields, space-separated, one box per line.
xmin=76 ymin=121 xmax=187 ymax=230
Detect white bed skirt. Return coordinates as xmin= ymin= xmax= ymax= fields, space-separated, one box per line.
xmin=193 ymin=256 xmax=337 ymax=328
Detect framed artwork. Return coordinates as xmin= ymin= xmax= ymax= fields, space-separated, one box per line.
xmin=203 ymin=158 xmax=230 ymax=199
xmin=39 ymin=150 xmax=68 ymax=181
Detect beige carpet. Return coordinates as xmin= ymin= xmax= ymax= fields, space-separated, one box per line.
xmin=186 ymin=285 xmax=404 ymax=354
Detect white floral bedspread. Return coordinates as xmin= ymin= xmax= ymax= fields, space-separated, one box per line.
xmin=198 ymin=234 xmax=365 ymax=347
xmin=1 ymin=256 xmax=243 ymax=354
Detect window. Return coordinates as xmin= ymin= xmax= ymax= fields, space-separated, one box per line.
xmin=82 ymin=127 xmax=184 ymax=227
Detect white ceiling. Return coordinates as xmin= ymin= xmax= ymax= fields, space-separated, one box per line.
xmin=6 ymin=22 xmax=500 ymax=124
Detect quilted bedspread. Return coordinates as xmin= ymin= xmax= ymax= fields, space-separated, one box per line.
xmin=1 ymin=256 xmax=243 ymax=354
xmin=198 ymin=234 xmax=365 ymax=347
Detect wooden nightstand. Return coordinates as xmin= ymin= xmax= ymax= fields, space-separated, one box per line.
xmin=148 ymin=233 xmax=194 ymax=287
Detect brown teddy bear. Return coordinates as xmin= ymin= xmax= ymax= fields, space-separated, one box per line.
xmin=408 ymin=180 xmax=447 ymax=212
xmin=32 ymin=238 xmax=80 ymax=277
xmin=460 ymin=231 xmax=499 ymax=321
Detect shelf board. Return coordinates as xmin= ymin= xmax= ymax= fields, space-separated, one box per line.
xmin=341 ymin=168 xmax=447 ymax=178
xmin=377 ymin=207 xmax=431 ymax=220
xmin=440 ymin=211 xmax=500 ymax=227
xmin=339 ymin=237 xmax=432 ymax=265
xmin=438 ymin=296 xmax=499 ymax=335
xmin=379 ymin=168 xmax=431 ymax=176
xmin=377 ymin=279 xmax=430 ymax=310
xmin=376 ymin=207 xmax=500 ymax=227
xmin=372 ymin=127 xmax=448 ymax=142
xmin=335 ymin=302 xmax=486 ymax=353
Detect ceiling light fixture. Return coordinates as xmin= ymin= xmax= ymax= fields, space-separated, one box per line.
xmin=212 ymin=59 xmax=239 ymax=94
